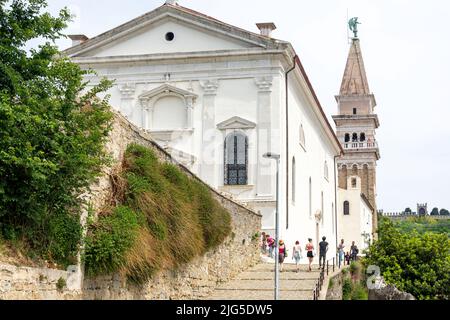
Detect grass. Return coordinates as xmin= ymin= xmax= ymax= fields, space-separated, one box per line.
xmin=394 ymin=217 xmax=450 ymax=237
xmin=342 ymin=261 xmax=368 ymax=300
xmin=84 ymin=143 xmax=232 ymax=283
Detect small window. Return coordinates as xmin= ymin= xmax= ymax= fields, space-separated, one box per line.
xmin=344 ymin=201 xmax=350 ymax=215
xmin=352 ymin=133 xmax=358 ymax=142
xmin=353 ymin=108 xmax=357 ymax=115
xmin=324 ymin=161 xmax=329 ymax=180
xmin=351 ymin=178 xmax=357 ymax=188
xmin=165 ymin=32 xmax=175 ymax=41
xmin=299 ymin=124 xmax=306 ymax=148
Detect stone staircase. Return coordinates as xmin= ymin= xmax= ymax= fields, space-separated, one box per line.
xmin=207 ymin=261 xmax=322 ymax=300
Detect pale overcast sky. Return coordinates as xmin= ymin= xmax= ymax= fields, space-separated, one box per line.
xmin=40 ymin=0 xmax=450 ymax=212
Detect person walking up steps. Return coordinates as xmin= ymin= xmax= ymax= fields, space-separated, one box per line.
xmin=305 ymin=238 xmax=314 ymax=272
xmin=292 ymin=241 xmax=303 ymax=272
xmin=318 ymin=236 xmax=329 ymax=270
xmin=267 ymin=235 xmax=274 ymax=258
xmin=337 ymin=239 xmax=345 ymax=268
xmin=278 ymin=240 xmax=287 ymax=272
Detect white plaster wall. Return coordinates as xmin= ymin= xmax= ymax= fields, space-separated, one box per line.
xmin=271 ymin=74 xmax=339 ymax=263
xmin=82 ymin=19 xmax=251 ymax=58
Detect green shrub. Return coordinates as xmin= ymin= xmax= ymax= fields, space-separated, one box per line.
xmin=342 ymin=278 xmax=352 ymax=300
xmin=350 ymin=261 xmax=359 ymax=275
xmin=84 ymin=206 xmax=141 ymax=276
xmin=84 ymin=144 xmax=232 ymax=283
xmin=56 ymin=277 xmax=66 ymax=291
xmin=365 ymin=218 xmax=450 ymax=300
xmin=351 ymin=283 xmax=368 ymax=300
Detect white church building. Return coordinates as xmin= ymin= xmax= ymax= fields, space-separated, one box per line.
xmin=64 ymin=1 xmax=349 ymax=260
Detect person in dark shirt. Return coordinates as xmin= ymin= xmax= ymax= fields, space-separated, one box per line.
xmin=318 ymin=236 xmax=329 ymax=269
xmin=350 ymin=241 xmax=359 ymax=261
xmin=345 ymin=251 xmax=350 ymax=265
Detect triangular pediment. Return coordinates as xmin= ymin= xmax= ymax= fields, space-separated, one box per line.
xmin=139 ymin=84 xmax=197 ymax=101
xmin=217 ymin=116 xmax=256 ymax=130
xmin=63 ymin=4 xmax=280 ymax=58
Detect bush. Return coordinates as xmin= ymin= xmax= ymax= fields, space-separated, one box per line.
xmin=84 ymin=144 xmax=232 ymax=283
xmin=351 ymin=283 xmax=368 ymax=300
xmin=350 ymin=261 xmax=359 ymax=275
xmin=365 ymin=218 xmax=450 ymax=300
xmin=0 ymin=0 xmax=112 ymax=267
xmin=84 ymin=206 xmax=141 ymax=276
xmin=342 ymin=278 xmax=352 ymax=300
xmin=56 ymin=277 xmax=66 ymax=291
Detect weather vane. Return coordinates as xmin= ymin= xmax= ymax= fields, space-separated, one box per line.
xmin=348 ymin=17 xmax=361 ymax=38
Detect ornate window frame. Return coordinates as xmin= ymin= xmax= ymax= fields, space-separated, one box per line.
xmin=138 ymin=84 xmax=197 ymax=139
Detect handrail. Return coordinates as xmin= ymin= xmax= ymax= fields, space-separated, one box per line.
xmin=313 ymin=257 xmax=335 ymax=300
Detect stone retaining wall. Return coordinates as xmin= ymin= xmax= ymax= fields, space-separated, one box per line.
xmin=0 ymin=112 xmax=261 ymax=300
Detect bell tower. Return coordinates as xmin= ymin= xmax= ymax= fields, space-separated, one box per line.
xmin=333 ymin=32 xmax=380 ymax=237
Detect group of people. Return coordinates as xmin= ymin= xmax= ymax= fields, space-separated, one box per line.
xmin=261 ymin=232 xmax=360 ymax=272
xmin=337 ymin=239 xmax=359 ymax=267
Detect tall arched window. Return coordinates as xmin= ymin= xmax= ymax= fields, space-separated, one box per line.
xmin=292 ymin=157 xmax=296 ymax=203
xmin=352 ymin=133 xmax=358 ymax=142
xmin=344 ymin=201 xmax=350 ymax=215
xmin=344 ymin=133 xmax=350 ymax=143
xmin=299 ymin=124 xmax=306 ymax=148
xmin=309 ymin=177 xmax=312 ymax=217
xmin=224 ymin=132 xmax=248 ymax=185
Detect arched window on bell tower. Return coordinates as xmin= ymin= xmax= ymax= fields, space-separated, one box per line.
xmin=360 ymin=132 xmax=366 ymax=142
xmin=352 ymin=133 xmax=358 ymax=142
xmin=344 ymin=133 xmax=350 ymax=142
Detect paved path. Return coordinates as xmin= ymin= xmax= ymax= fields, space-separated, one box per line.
xmin=207 ymin=262 xmax=323 ymax=300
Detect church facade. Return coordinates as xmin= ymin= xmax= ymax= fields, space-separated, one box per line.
xmin=63 ymin=1 xmax=388 ymax=261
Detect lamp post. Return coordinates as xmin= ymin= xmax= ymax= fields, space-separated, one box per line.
xmin=263 ymin=152 xmax=280 ymax=300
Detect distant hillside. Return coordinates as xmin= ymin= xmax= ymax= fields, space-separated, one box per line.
xmin=393 ymin=216 xmax=450 ymax=237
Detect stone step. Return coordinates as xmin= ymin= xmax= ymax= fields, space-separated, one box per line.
xmin=219 ymin=279 xmax=316 ymax=291
xmin=207 ymin=289 xmax=314 ymax=300
xmin=236 ymin=271 xmax=319 ymax=280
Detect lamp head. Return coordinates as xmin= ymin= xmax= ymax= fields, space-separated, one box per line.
xmin=263 ymin=152 xmax=280 ymax=160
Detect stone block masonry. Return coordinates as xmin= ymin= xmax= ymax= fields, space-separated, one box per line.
xmin=0 ymin=111 xmax=261 ymax=300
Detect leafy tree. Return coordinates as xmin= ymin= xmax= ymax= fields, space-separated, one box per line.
xmin=440 ymin=209 xmax=450 ymax=216
xmin=0 ymin=0 xmax=112 ymax=266
xmin=430 ymin=207 xmax=440 ymax=216
xmin=364 ymin=218 xmax=450 ymax=300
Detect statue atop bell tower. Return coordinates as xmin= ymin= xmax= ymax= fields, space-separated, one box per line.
xmin=333 ymin=24 xmax=380 ymax=238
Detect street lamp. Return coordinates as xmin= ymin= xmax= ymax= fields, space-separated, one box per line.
xmin=263 ymin=152 xmax=280 ymax=300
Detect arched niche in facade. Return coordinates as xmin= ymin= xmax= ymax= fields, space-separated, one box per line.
xmin=138 ymin=84 xmax=197 ymax=131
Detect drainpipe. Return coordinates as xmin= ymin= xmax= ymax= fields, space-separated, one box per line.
xmin=285 ymin=55 xmax=297 ymax=230
xmin=334 ymin=154 xmax=340 ymax=262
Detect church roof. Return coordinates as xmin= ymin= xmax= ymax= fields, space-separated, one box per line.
xmin=62 ymin=2 xmax=287 ymax=57
xmin=339 ymin=39 xmax=371 ymax=96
